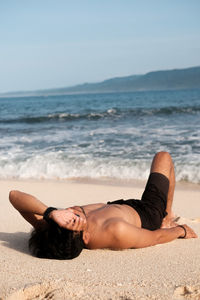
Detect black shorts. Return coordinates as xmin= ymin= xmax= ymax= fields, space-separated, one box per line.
xmin=107 ymin=172 xmax=169 ymax=230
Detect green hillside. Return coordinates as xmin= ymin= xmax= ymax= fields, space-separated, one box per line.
xmin=1 ymin=66 xmax=200 ymax=97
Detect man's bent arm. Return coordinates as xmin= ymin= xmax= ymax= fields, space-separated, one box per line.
xmin=9 ymin=190 xmax=48 ymax=228
xmin=107 ymin=221 xmax=197 ymax=249
xmin=9 ymin=190 xmax=80 ymax=230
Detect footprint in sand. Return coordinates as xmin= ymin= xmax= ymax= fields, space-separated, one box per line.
xmin=6 ymin=280 xmax=87 ymax=300
xmin=7 ymin=281 xmax=63 ymax=300
xmin=173 ymin=285 xmax=200 ymax=299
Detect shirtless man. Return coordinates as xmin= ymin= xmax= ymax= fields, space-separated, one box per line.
xmin=9 ymin=152 xmax=197 ymax=259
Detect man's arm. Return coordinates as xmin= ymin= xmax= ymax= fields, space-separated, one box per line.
xmin=9 ymin=190 xmax=84 ymax=230
xmin=9 ymin=190 xmax=48 ymax=228
xmin=106 ymin=220 xmax=197 ymax=249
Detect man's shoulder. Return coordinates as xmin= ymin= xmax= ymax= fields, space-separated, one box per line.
xmin=101 ymin=219 xmax=139 ymax=249
xmin=103 ymin=219 xmax=136 ymax=239
xmin=104 ymin=218 xmax=126 ymax=228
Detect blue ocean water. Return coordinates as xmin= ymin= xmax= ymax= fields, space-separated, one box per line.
xmin=0 ymin=89 xmax=200 ymax=183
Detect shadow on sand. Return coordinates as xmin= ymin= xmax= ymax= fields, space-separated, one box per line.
xmin=0 ymin=231 xmax=30 ymax=254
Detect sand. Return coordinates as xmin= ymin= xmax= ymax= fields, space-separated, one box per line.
xmin=0 ymin=178 xmax=200 ymax=300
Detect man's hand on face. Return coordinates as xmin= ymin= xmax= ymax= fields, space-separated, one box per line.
xmin=49 ymin=209 xmax=86 ymax=231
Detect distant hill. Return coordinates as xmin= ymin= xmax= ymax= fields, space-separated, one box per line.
xmin=1 ymin=66 xmax=200 ymax=97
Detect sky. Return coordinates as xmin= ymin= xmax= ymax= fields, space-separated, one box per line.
xmin=0 ymin=0 xmax=200 ymax=93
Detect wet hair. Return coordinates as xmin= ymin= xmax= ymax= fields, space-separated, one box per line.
xmin=29 ymin=221 xmax=84 ymax=260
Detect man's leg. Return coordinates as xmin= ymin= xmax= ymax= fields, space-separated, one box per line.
xmin=150 ymin=151 xmax=176 ymax=227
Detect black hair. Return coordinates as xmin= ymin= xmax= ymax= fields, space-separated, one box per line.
xmin=29 ymin=221 xmax=84 ymax=260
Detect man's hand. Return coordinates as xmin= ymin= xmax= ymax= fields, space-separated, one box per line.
xmin=178 ymin=224 xmax=198 ymax=239
xmin=161 ymin=215 xmax=178 ymax=228
xmin=50 ymin=209 xmax=86 ymax=231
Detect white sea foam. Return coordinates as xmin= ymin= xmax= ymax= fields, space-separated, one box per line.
xmin=0 ymin=151 xmax=199 ymax=183
xmin=107 ymin=108 xmax=117 ymax=114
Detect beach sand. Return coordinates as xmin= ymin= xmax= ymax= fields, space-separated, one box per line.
xmin=0 ymin=178 xmax=200 ymax=300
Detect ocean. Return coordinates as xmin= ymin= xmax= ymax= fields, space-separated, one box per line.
xmin=0 ymin=89 xmax=200 ymax=184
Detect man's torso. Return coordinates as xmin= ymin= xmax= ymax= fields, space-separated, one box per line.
xmin=71 ymin=203 xmax=142 ymax=249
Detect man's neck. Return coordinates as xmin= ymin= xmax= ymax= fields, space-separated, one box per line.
xmin=79 ymin=206 xmax=87 ymax=218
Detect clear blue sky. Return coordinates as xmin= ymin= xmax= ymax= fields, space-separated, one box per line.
xmin=0 ymin=0 xmax=200 ymax=93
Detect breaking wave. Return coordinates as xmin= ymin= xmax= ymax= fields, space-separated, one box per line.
xmin=0 ymin=105 xmax=200 ymax=124
xmin=0 ymin=152 xmax=200 ymax=183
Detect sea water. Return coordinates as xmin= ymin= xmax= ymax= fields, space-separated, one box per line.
xmin=0 ymin=89 xmax=199 ymax=183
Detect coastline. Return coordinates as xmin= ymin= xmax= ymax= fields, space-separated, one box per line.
xmin=0 ymin=178 xmax=200 ymax=299
xmin=1 ymin=175 xmax=200 ymax=189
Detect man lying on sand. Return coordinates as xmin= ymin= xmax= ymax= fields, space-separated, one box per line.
xmin=9 ymin=152 xmax=197 ymax=260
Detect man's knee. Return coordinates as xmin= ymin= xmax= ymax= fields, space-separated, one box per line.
xmin=151 ymin=151 xmax=173 ymax=176
xmin=154 ymin=151 xmax=172 ymax=162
